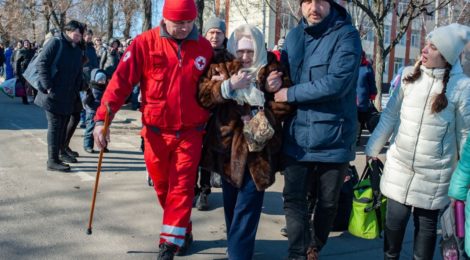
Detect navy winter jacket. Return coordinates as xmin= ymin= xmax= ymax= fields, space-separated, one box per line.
xmin=83 ymin=42 xmax=99 ymax=83
xmin=281 ymin=2 xmax=362 ymax=163
xmin=356 ymin=64 xmax=377 ymax=112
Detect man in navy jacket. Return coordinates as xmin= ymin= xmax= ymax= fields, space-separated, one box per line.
xmin=274 ymin=0 xmax=361 ymax=258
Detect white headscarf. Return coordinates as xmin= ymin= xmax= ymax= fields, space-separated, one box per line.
xmin=227 ymin=24 xmax=267 ymax=76
xmin=226 ymin=25 xmax=268 ymax=107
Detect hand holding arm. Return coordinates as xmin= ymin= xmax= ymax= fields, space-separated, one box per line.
xmin=266 ymin=71 xmax=283 ymax=93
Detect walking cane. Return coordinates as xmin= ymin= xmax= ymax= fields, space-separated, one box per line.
xmin=86 ymin=104 xmax=111 ymax=235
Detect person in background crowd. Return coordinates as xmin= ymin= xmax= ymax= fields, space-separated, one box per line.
xmin=83 ymin=68 xmax=107 ymax=154
xmin=61 ymin=35 xmax=89 ymax=164
xmin=448 ymin=119 xmax=470 ymax=257
xmin=100 ymin=38 xmax=121 ymax=79
xmin=94 ymin=37 xmax=106 ymax=64
xmin=198 ymin=23 xmax=292 ymax=260
xmin=193 ymin=16 xmax=228 ymax=211
xmin=11 ymin=40 xmax=23 ymax=74
xmin=0 ymin=41 xmax=5 ymax=77
xmin=366 ymin=23 xmax=470 ymax=260
xmin=34 ymin=20 xmax=85 ymax=172
xmin=274 ymin=0 xmax=362 ymax=259
xmin=14 ymin=39 xmax=35 ymax=104
xmin=79 ymin=29 xmax=100 ymax=129
xmin=92 ymin=1 xmax=213 ymax=259
xmin=4 ymin=41 xmax=14 ymax=80
xmin=356 ymin=51 xmax=377 ymax=145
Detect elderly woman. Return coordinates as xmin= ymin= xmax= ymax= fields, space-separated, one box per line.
xmin=366 ymin=23 xmax=470 ymax=259
xmin=198 ymin=24 xmax=293 ymax=259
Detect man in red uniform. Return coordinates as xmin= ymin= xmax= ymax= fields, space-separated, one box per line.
xmin=93 ymin=1 xmax=213 ymax=259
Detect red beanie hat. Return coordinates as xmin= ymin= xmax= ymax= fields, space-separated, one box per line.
xmin=163 ymin=0 xmax=197 ymax=21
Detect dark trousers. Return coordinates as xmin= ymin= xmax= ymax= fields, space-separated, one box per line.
xmin=83 ymin=110 xmax=96 ymax=149
xmin=195 ymin=168 xmax=211 ymax=195
xmin=63 ymin=111 xmax=81 ymax=152
xmin=283 ymin=155 xmax=348 ymax=258
xmin=357 ymin=111 xmax=370 ymax=143
xmin=384 ymin=198 xmax=439 ymax=260
xmin=222 ymin=170 xmax=264 ymax=260
xmin=45 ymin=111 xmax=69 ymax=162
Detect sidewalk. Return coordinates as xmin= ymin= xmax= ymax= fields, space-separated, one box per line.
xmin=113 ymin=104 xmax=444 ymax=260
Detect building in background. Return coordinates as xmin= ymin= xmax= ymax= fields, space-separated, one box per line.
xmin=203 ymin=0 xmax=469 ymax=84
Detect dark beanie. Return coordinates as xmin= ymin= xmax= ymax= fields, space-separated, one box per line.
xmin=203 ymin=17 xmax=226 ymax=36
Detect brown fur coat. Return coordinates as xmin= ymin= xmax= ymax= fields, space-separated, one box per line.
xmin=198 ymin=50 xmax=294 ymax=191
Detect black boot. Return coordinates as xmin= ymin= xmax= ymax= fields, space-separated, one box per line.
xmin=157 ymin=242 xmax=177 ymax=260
xmin=47 ymin=160 xmax=71 ymax=172
xmin=196 ymin=192 xmax=209 ymax=211
xmin=384 ymin=226 xmax=406 ymax=260
xmin=175 ymin=233 xmax=193 ymax=256
xmin=65 ymin=147 xmax=79 ymax=157
xmin=60 ymin=152 xmax=77 ymax=163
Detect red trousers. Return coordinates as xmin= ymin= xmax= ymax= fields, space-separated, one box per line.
xmin=142 ymin=126 xmax=203 ymax=247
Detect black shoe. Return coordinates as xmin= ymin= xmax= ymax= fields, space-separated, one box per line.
xmin=84 ymin=147 xmax=95 ymax=154
xmin=196 ymin=193 xmax=209 ymax=211
xmin=175 ymin=233 xmax=193 ymax=256
xmin=65 ymin=147 xmax=79 ymax=157
xmin=103 ymin=147 xmax=109 ymax=153
xmin=60 ymin=153 xmax=77 ymax=163
xmin=47 ymin=160 xmax=71 ymax=172
xmin=157 ymin=242 xmax=178 ymax=260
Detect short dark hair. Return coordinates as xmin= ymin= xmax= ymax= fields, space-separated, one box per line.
xmin=86 ymin=29 xmax=93 ymax=35
xmin=64 ymin=20 xmax=85 ymax=35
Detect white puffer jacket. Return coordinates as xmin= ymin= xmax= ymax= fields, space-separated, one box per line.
xmin=366 ymin=62 xmax=470 ymax=210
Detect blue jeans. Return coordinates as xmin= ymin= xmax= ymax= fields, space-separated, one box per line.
xmin=222 ymin=170 xmax=264 ymax=260
xmin=83 ymin=110 xmax=96 ymax=149
xmin=283 ymin=155 xmax=348 ymax=259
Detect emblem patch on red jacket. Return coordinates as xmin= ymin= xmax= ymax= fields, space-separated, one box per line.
xmin=194 ymin=56 xmax=207 ymax=71
xmin=123 ymin=51 xmax=131 ymax=62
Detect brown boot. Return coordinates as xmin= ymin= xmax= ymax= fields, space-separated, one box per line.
xmin=306 ymin=246 xmax=319 ymax=260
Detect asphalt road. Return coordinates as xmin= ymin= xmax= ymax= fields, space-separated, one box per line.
xmin=0 ymin=93 xmax=443 ymax=260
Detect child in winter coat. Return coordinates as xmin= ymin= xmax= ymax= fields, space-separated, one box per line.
xmin=365 ymin=23 xmax=470 ymax=259
xmin=83 ymin=68 xmax=107 ymax=153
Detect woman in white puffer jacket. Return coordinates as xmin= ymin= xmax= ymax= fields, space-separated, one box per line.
xmin=365 ymin=23 xmax=470 ymax=260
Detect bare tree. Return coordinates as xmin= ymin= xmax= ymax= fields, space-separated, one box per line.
xmin=142 ymin=0 xmax=151 ymax=32
xmin=117 ymin=0 xmax=139 ymax=39
xmin=196 ymin=0 xmax=205 ymax=34
xmin=349 ymin=0 xmax=452 ymax=110
xmin=78 ymin=0 xmax=108 ymax=37
xmin=107 ymin=0 xmax=114 ymax=39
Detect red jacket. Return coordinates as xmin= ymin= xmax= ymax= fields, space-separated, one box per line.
xmin=95 ymin=25 xmax=213 ymax=130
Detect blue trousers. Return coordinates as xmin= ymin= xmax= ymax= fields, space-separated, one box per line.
xmin=222 ymin=170 xmax=264 ymax=260
xmin=83 ymin=110 xmax=96 ymax=149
